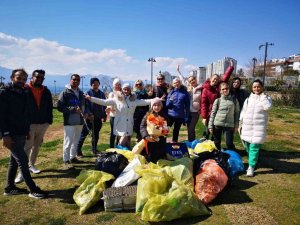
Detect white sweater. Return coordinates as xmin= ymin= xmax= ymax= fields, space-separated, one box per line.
xmin=239 ymin=93 xmax=272 ymax=144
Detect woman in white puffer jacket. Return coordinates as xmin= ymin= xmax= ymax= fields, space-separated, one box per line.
xmin=239 ymin=79 xmax=272 ymax=177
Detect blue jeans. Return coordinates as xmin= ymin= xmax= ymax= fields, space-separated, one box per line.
xmin=7 ymin=135 xmax=37 ymax=191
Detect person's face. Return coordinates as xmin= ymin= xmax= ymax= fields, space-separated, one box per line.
xmin=220 ymin=84 xmax=230 ymax=96
xmin=32 ymin=72 xmax=45 ymax=87
xmin=12 ymin=71 xmax=27 ymax=88
xmin=172 ymin=80 xmax=181 ymax=89
xmin=232 ymin=79 xmax=241 ymax=89
xmin=157 ymin=77 xmax=165 ymax=85
xmin=122 ymin=87 xmax=131 ymax=96
xmin=92 ymin=81 xmax=100 ymax=90
xmin=70 ymin=76 xmax=80 ymax=88
xmin=135 ymin=83 xmax=143 ymax=90
xmin=188 ymin=77 xmax=197 ymax=87
xmin=210 ymin=75 xmax=220 ymax=86
xmin=152 ymin=103 xmax=162 ymax=113
xmin=114 ymin=83 xmax=121 ymax=91
xmin=252 ymin=82 xmax=263 ymax=95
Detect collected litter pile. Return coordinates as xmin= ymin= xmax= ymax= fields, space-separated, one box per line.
xmin=73 ymin=140 xmax=245 ymax=222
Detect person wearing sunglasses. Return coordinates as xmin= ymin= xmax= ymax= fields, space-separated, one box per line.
xmin=57 ymin=74 xmax=89 ymax=169
xmin=208 ymin=82 xmax=240 ymax=151
xmin=14 ymin=70 xmax=53 ymax=184
xmin=0 ymin=69 xmax=48 ymax=198
xmin=151 ymin=73 xmax=169 ymax=114
xmin=133 ymin=80 xmax=149 ymax=142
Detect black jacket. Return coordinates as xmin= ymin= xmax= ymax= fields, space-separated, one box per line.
xmin=0 ymin=83 xmax=32 ymax=137
xmin=27 ymin=85 xmax=53 ymax=124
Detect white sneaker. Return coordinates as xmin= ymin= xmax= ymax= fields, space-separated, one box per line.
xmin=29 ymin=165 xmax=41 ymax=174
xmin=246 ymin=166 xmax=254 ymax=177
xmin=15 ymin=173 xmax=24 ymax=184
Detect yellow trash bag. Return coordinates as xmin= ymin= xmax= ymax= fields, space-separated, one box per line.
xmin=194 ymin=140 xmax=217 ymax=154
xmin=106 ymin=148 xmax=146 ymax=164
xmin=136 ymin=168 xmax=173 ymax=212
xmin=73 ymin=170 xmax=115 ymax=215
xmin=141 ymin=183 xmax=211 ymax=222
xmin=157 ymin=158 xmax=194 ymax=190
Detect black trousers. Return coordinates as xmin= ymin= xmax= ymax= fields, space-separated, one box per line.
xmin=77 ymin=118 xmax=103 ymax=153
xmin=213 ymin=126 xmax=235 ymax=150
xmin=167 ymin=116 xmax=184 ymax=142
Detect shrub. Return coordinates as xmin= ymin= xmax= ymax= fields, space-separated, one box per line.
xmin=272 ymin=89 xmax=300 ymax=107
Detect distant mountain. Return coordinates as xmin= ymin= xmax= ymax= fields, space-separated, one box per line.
xmin=0 ymin=66 xmax=119 ymax=93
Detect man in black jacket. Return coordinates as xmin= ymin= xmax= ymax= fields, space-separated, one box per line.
xmin=15 ymin=69 xmax=53 ymax=183
xmin=0 ymin=69 xmax=48 ymax=198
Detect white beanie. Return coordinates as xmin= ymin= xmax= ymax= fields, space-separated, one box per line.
xmin=113 ymin=78 xmax=121 ymax=87
xmin=122 ymin=83 xmax=131 ymax=89
xmin=151 ymin=97 xmax=163 ymax=109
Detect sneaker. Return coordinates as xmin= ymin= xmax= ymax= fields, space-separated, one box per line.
xmin=77 ymin=152 xmax=83 ymax=158
xmin=246 ymin=166 xmax=255 ymax=177
xmin=15 ymin=173 xmax=24 ymax=184
xmin=28 ymin=187 xmax=48 ymax=199
xmin=64 ymin=161 xmax=74 ymax=169
xmin=29 ymin=165 xmax=41 ymax=174
xmin=4 ymin=186 xmax=27 ymax=196
xmin=70 ymin=157 xmax=80 ymax=163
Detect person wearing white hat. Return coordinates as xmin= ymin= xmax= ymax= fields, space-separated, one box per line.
xmin=86 ymin=82 xmax=152 ymax=149
xmin=106 ymin=78 xmax=122 ymax=147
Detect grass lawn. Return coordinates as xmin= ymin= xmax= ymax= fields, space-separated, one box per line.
xmin=0 ymin=106 xmax=299 ymax=225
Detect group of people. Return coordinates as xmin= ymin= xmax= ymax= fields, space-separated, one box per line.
xmin=0 ymin=63 xmax=272 ymax=199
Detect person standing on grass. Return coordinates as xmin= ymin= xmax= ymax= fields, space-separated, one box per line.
xmin=200 ymin=60 xmax=234 ymax=140
xmin=0 ymin=69 xmax=48 ymax=199
xmin=57 ymin=74 xmax=88 ymax=168
xmin=15 ymin=69 xmax=53 ymax=184
xmin=166 ymin=78 xmax=190 ymax=143
xmin=208 ymin=82 xmax=240 ymax=150
xmin=106 ymin=78 xmax=122 ymax=148
xmin=77 ymin=78 xmax=106 ymax=155
xmin=239 ymin=79 xmax=272 ymax=177
xmin=133 ymin=79 xmax=149 ymax=142
xmin=85 ymin=83 xmax=152 ymax=149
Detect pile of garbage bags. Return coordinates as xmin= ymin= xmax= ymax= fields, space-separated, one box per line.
xmin=73 ymin=139 xmax=245 ymax=222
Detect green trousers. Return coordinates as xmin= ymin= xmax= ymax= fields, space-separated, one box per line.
xmin=245 ymin=142 xmax=261 ymax=167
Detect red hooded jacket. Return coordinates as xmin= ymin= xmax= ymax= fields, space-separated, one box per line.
xmin=200 ymin=66 xmax=234 ymax=120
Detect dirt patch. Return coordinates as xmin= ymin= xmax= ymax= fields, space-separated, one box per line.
xmin=43 ymin=124 xmax=64 ymax=142
xmin=224 ymin=204 xmax=278 ymax=225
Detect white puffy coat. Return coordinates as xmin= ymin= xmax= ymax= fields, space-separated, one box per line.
xmin=239 ymin=93 xmax=272 ymax=144
xmin=90 ymin=92 xmax=151 ymax=136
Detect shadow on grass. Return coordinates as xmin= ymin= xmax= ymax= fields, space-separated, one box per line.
xmin=256 ymin=150 xmax=300 ymax=175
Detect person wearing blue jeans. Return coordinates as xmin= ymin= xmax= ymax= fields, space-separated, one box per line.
xmin=0 ymin=69 xmax=47 ymax=199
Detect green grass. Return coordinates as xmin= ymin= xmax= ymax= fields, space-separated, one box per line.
xmin=0 ymin=107 xmax=299 ymax=224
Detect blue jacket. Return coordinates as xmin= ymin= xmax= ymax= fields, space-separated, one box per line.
xmin=166 ymin=86 xmax=190 ymax=119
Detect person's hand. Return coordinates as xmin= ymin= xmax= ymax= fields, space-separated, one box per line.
xmin=85 ymin=94 xmax=91 ymax=100
xmin=202 ymin=118 xmax=207 ymax=126
xmin=3 ymin=136 xmax=13 ymax=149
xmin=75 ymin=106 xmax=82 ymax=114
xmin=229 ymin=59 xmax=234 ymax=67
xmin=161 ymin=94 xmax=166 ymax=101
xmin=209 ymin=128 xmax=213 ymax=134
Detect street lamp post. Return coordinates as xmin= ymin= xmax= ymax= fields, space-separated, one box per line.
xmin=148 ymin=57 xmax=156 ymax=86
xmin=0 ymin=76 xmax=5 ymax=87
xmin=259 ymin=42 xmax=274 ymax=85
xmin=54 ymin=80 xmax=56 ymax=96
xmin=252 ymin=58 xmax=257 ymax=77
xmin=81 ymin=76 xmax=85 ymax=91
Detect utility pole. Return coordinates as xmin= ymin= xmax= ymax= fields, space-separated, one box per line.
xmin=54 ymin=80 xmax=57 ymax=96
xmin=252 ymin=58 xmax=257 ymax=77
xmin=148 ymin=57 xmax=156 ymax=86
xmin=259 ymin=42 xmax=274 ymax=85
xmin=0 ymin=76 xmax=5 ymax=87
xmin=81 ymin=76 xmax=85 ymax=91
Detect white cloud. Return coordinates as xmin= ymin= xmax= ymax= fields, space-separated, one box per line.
xmin=0 ymin=32 xmax=196 ymax=80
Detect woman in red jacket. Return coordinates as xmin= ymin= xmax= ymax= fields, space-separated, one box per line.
xmin=200 ymin=60 xmax=234 ymax=139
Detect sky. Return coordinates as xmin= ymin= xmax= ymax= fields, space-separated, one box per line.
xmin=0 ymin=0 xmax=299 ymax=81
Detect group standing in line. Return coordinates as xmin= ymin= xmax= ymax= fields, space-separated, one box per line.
xmin=0 ymin=63 xmax=273 ymax=199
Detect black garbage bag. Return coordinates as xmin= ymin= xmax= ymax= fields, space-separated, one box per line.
xmin=95 ymin=152 xmax=129 ymax=178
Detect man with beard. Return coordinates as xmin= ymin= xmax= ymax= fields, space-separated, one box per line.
xmin=0 ymin=69 xmax=48 ymax=198
xmin=15 ymin=70 xmax=53 ymax=183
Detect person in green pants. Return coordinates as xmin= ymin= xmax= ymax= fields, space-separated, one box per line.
xmin=239 ymin=79 xmax=272 ymax=177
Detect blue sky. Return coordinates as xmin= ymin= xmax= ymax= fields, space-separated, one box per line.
xmin=0 ymin=0 xmax=299 ymax=80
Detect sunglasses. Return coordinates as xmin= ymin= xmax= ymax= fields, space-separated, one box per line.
xmin=221 ymin=88 xmax=229 ymax=90
xmin=157 ymin=78 xmax=164 ymax=81
xmin=136 ymin=83 xmax=142 ymax=86
xmin=34 ymin=76 xmax=45 ymax=80
xmin=72 ymin=78 xmax=80 ymax=81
